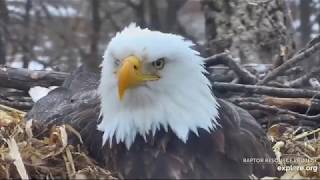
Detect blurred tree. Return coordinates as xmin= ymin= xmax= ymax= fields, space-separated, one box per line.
xmin=81 ymin=0 xmax=201 ymax=71
xmin=87 ymin=0 xmax=102 ymax=72
xmin=0 ymin=32 xmax=4 ymax=65
xmin=0 ymin=0 xmax=8 ymax=65
xmin=1 ymin=0 xmax=204 ymax=71
xmin=122 ymin=0 xmax=204 ymax=52
xmin=22 ymin=0 xmax=32 ymax=68
xmin=124 ymin=0 xmax=190 ymax=35
xmin=318 ymin=0 xmax=320 ymax=34
xmin=202 ymin=0 xmax=296 ymax=64
xmin=299 ymin=0 xmax=312 ymax=46
xmin=165 ymin=0 xmax=186 ymax=32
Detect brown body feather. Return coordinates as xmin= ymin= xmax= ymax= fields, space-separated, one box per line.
xmin=27 ymin=67 xmax=277 ymax=179
xmin=101 ymin=99 xmax=276 ymax=179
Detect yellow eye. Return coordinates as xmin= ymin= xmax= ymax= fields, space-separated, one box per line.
xmin=152 ymin=58 xmax=165 ymax=70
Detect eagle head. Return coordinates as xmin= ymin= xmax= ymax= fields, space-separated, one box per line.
xmin=98 ymin=24 xmax=219 ymax=148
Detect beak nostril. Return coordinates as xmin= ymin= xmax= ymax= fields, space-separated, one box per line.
xmin=133 ymin=65 xmax=138 ymax=70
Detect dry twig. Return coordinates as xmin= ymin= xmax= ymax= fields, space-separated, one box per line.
xmin=213 ymin=82 xmax=320 ymax=98
xmin=0 ymin=98 xmax=33 ymax=110
xmin=286 ymin=67 xmax=320 ymax=88
xmin=205 ymin=52 xmax=258 ymax=84
xmin=238 ymin=102 xmax=320 ymax=122
xmin=258 ymin=41 xmax=320 ymax=85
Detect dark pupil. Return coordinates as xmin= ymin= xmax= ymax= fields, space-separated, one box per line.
xmin=155 ymin=60 xmax=162 ymax=66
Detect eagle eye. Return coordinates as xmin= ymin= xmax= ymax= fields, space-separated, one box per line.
xmin=114 ymin=59 xmax=121 ymax=67
xmin=152 ymin=58 xmax=165 ymax=70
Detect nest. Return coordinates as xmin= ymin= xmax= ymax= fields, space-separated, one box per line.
xmin=1 ymin=103 xmax=319 ymax=179
xmin=0 ymin=104 xmax=115 ymax=179
xmin=266 ymin=124 xmax=320 ymax=179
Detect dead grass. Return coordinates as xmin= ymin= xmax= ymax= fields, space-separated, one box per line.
xmin=266 ymin=123 xmax=320 ymax=179
xmin=0 ymin=104 xmax=115 ymax=179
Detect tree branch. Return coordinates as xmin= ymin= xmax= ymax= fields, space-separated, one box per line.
xmin=237 ymin=102 xmax=320 ymax=122
xmin=0 ymin=98 xmax=33 ymax=110
xmin=286 ymin=67 xmax=320 ymax=87
xmin=205 ymin=53 xmax=258 ymax=84
xmin=213 ymin=82 xmax=320 ymax=98
xmin=257 ymin=41 xmax=320 ymax=85
xmin=0 ymin=66 xmax=68 ymax=91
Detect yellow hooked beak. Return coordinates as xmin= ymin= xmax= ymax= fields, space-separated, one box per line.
xmin=117 ymin=56 xmax=160 ymax=100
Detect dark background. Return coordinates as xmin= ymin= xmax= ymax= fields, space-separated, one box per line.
xmin=0 ymin=0 xmax=319 ymax=72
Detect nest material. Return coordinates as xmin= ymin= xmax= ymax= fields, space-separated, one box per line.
xmin=266 ymin=124 xmax=320 ymax=179
xmin=0 ymin=104 xmax=115 ymax=179
xmin=1 ymin=103 xmax=319 ymax=179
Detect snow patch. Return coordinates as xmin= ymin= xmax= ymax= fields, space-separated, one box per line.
xmin=28 ymin=86 xmax=58 ymax=102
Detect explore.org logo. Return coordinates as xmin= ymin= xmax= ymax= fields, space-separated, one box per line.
xmin=277 ymin=165 xmax=318 ymax=172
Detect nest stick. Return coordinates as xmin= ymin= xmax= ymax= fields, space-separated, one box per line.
xmin=205 ymin=53 xmax=258 ymax=84
xmin=214 ymin=82 xmax=320 ymax=98
xmin=257 ymin=41 xmax=320 ymax=85
xmin=238 ymin=102 xmax=320 ymax=121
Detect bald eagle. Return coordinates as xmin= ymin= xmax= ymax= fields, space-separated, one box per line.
xmin=27 ymin=24 xmax=277 ymax=179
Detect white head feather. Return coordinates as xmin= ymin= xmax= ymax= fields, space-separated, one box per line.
xmin=98 ymin=24 xmax=219 ymax=149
